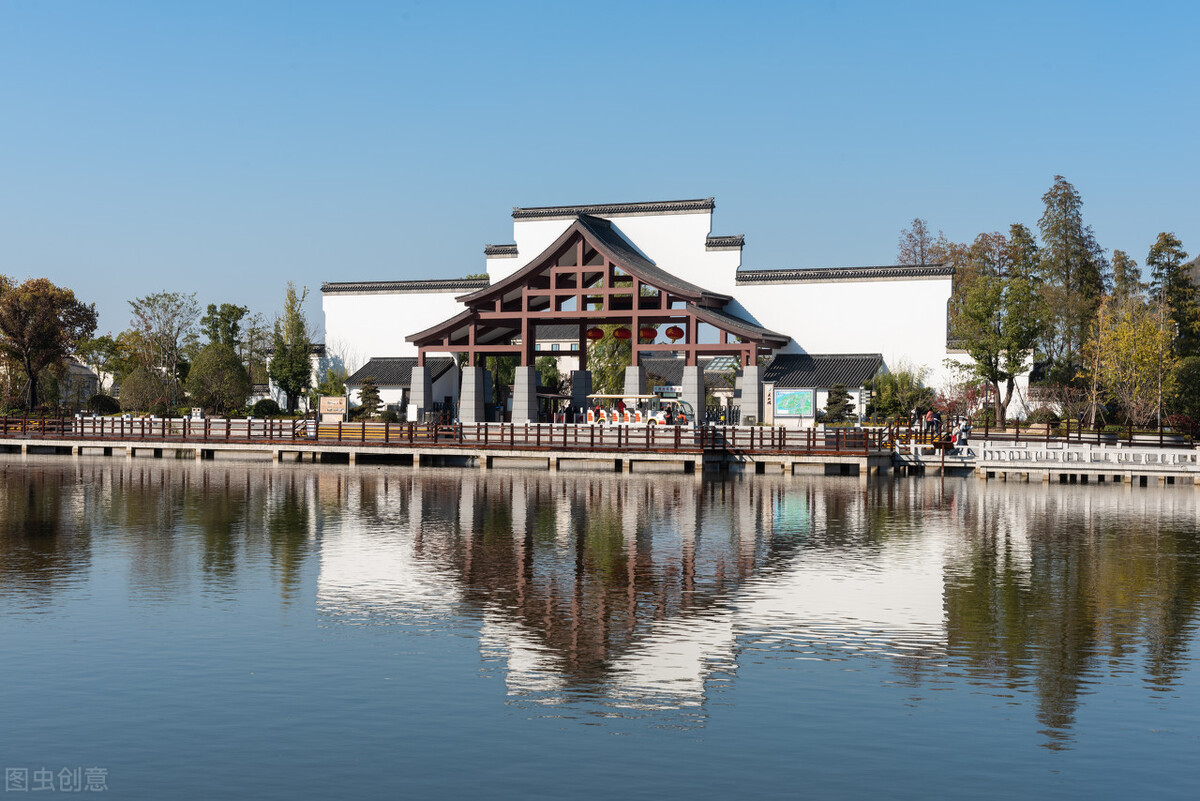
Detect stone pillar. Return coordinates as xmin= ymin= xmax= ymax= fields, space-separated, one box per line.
xmin=682 ymin=365 xmax=703 ymax=426
xmin=738 ymin=364 xmax=763 ymax=425
xmin=570 ymin=370 xmax=592 ymax=421
xmin=512 ymin=365 xmax=538 ymax=424
xmin=409 ymin=366 xmax=432 ymax=423
xmin=623 ymin=364 xmax=646 ymax=398
xmin=460 ymin=366 xmax=487 ymax=424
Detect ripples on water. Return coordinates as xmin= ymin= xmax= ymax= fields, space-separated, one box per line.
xmin=1 ymin=457 xmax=1198 ymax=798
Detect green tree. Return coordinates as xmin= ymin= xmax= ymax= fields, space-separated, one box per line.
xmin=1036 ymin=176 xmax=1110 ymax=382
xmin=1111 ymin=250 xmax=1145 ymax=302
xmin=0 ymin=277 xmax=98 ymax=409
xmin=535 ymin=355 xmax=562 ymax=391
xmin=949 ymin=237 xmax=1045 ymax=425
xmin=200 ymin=303 xmax=249 ymax=348
xmin=128 ymin=291 xmax=200 ymax=406
xmin=77 ymin=334 xmax=125 ymax=394
xmin=866 ymin=361 xmax=935 ymax=418
xmin=269 ymin=283 xmax=313 ymax=413
xmin=187 ymin=343 xmax=251 ymax=414
xmin=119 ymin=366 xmax=166 ymax=412
xmin=821 ymin=384 xmax=855 ymax=423
xmin=1006 ymin=223 xmax=1040 ymax=278
xmin=1146 ymin=232 xmax=1198 ymax=357
xmin=586 ymin=325 xmax=631 ymax=394
xmin=1167 ymin=356 xmax=1200 ymax=422
xmin=356 ymin=376 xmax=381 ymax=418
xmin=313 ymin=366 xmax=347 ymax=396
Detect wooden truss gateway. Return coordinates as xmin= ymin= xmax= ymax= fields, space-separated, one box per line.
xmin=407 ymin=214 xmax=789 ymax=368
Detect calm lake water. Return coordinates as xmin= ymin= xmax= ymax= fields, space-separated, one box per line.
xmin=1 ymin=456 xmax=1198 ymax=799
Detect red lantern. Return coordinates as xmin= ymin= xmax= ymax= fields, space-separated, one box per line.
xmin=638 ymin=327 xmax=657 ymax=341
xmin=585 ymin=327 xmax=604 ymax=341
xmin=613 ymin=327 xmax=632 ymax=341
xmin=665 ymin=325 xmax=685 ymax=342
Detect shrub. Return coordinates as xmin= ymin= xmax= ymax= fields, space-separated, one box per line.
xmin=87 ymin=394 xmax=121 ymax=415
xmin=1166 ymin=414 xmax=1199 ymax=438
xmin=1026 ymin=407 xmax=1060 ymax=424
xmin=187 ymin=344 xmax=250 ymax=414
xmin=119 ymin=367 xmax=166 ymax=412
xmin=971 ymin=408 xmax=996 ymax=425
xmin=149 ymin=402 xmax=168 ymax=417
xmin=379 ymin=409 xmax=400 ymax=423
xmin=251 ymin=398 xmax=282 ymax=417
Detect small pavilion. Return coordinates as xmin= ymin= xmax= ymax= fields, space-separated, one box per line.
xmin=407 ymin=214 xmax=789 ymax=423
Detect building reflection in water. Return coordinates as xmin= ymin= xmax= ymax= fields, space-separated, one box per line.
xmin=314 ymin=468 xmax=1200 ymax=744
xmin=2 ymin=457 xmax=1198 ymax=746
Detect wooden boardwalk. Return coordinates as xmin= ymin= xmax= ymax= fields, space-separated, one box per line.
xmin=0 ymin=416 xmax=894 ymax=476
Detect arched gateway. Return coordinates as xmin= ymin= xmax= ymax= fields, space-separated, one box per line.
xmin=407 ymin=213 xmax=789 ymax=423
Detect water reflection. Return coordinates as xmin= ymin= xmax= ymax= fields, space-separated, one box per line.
xmin=2 ymin=457 xmax=1198 ymax=747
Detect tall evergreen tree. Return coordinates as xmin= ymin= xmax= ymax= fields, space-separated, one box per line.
xmin=268 ymin=283 xmax=313 ymax=413
xmin=1111 ymin=250 xmax=1145 ymax=302
xmin=1036 ymin=176 xmax=1110 ymax=381
xmin=897 ymin=218 xmax=942 ymax=265
xmin=1146 ymin=232 xmax=1198 ymax=356
xmin=356 ymin=376 xmax=381 ymax=418
xmin=200 ymin=303 xmax=249 ymax=348
xmin=1006 ymin=223 xmax=1040 ymax=279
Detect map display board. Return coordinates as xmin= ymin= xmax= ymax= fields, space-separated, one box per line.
xmin=774 ymin=388 xmax=814 ymax=417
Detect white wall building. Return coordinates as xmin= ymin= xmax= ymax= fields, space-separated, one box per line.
xmin=321 ymin=198 xmax=1008 ymax=421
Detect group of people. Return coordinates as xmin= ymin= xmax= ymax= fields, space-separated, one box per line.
xmin=913 ymin=407 xmax=943 ymax=434
xmin=911 ymin=407 xmax=972 ymax=452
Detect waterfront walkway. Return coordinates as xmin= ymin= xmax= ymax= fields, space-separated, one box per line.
xmin=3 ymin=415 xmax=1196 ymax=483
xmin=0 ymin=416 xmax=893 ymax=476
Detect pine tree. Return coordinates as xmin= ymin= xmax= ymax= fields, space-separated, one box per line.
xmin=1146 ymin=232 xmax=1198 ymax=356
xmin=821 ymin=384 xmax=855 ymax=423
xmin=268 ymin=283 xmax=313 ymax=413
xmin=1036 ymin=176 xmax=1110 ymax=381
xmin=357 ymin=376 xmax=381 ymax=419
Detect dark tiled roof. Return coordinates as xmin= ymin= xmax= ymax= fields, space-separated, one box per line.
xmin=705 ymin=235 xmax=745 ymax=250
xmin=512 ymin=198 xmax=715 ymax=221
xmin=688 ymin=304 xmax=790 ymax=347
xmin=762 ymin=354 xmax=884 ymax=389
xmin=322 ymin=278 xmax=490 ymax=294
xmin=642 ymin=357 xmax=736 ymax=390
xmin=346 ymin=357 xmax=455 ymax=388
xmin=574 ymin=215 xmax=726 ymax=302
xmin=737 ymin=264 xmax=953 ymax=283
xmin=534 ymin=323 xmax=579 ymax=340
xmin=484 ymin=244 xmax=518 ymax=257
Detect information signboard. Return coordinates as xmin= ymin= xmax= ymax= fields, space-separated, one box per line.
xmin=774 ymin=388 xmax=814 ymax=417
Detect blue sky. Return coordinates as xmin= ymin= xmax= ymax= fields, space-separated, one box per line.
xmin=2 ymin=0 xmax=1196 ymax=336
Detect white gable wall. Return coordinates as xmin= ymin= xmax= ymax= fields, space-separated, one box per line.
xmin=734 ymin=277 xmax=956 ymax=388
xmin=322 ymin=289 xmax=465 ymax=374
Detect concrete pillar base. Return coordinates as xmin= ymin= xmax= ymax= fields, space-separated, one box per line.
xmin=461 ymin=366 xmax=487 ymax=424
xmin=512 ymin=366 xmax=538 ymax=424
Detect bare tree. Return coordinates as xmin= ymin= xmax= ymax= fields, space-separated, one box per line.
xmin=129 ymin=291 xmax=200 ymax=406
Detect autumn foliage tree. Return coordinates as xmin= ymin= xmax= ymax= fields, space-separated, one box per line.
xmin=1084 ymin=296 xmax=1176 ymax=427
xmin=0 ymin=277 xmax=98 ymax=409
